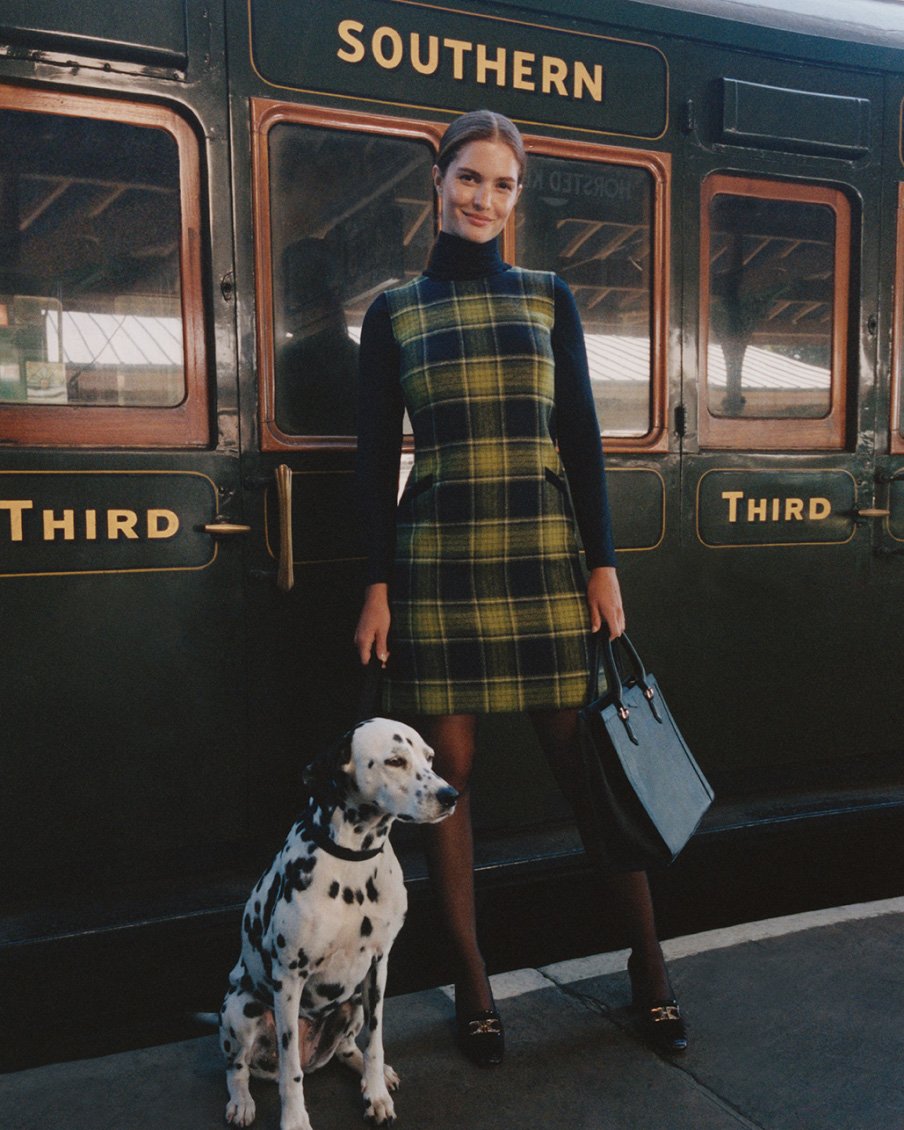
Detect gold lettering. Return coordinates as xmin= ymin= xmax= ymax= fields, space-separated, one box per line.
xmin=410 ymin=32 xmax=439 ymax=75
xmin=108 ymin=510 xmax=139 ymax=539
xmin=747 ymin=498 xmax=768 ymax=522
xmin=722 ymin=491 xmax=744 ymax=523
xmin=147 ymin=509 xmax=179 ymax=539
xmin=542 ymin=55 xmax=569 ymax=96
xmin=785 ymin=498 xmax=804 ymax=521
xmin=475 ymin=43 xmax=506 ymax=86
xmin=443 ymin=37 xmax=473 ymax=80
xmin=512 ymin=50 xmax=536 ymax=91
xmin=0 ymin=499 xmax=33 ymax=541
xmin=336 ymin=19 xmax=366 ymax=64
xmin=372 ymin=25 xmax=404 ymax=69
xmin=809 ymin=497 xmax=831 ymax=520
xmin=85 ymin=509 xmax=97 ymax=540
xmin=574 ymin=60 xmax=604 ymax=102
xmin=771 ymin=498 xmax=781 ymax=522
xmin=43 ymin=508 xmax=75 ymax=541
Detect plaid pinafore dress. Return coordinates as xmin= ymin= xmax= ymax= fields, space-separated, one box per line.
xmin=382 ymin=267 xmax=592 ymax=715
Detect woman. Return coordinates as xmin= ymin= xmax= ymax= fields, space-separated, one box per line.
xmin=354 ymin=110 xmax=685 ymax=1066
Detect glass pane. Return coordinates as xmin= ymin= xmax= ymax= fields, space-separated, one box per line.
xmin=268 ymin=125 xmax=436 ymax=436
xmin=0 ymin=110 xmax=184 ymax=408
xmin=707 ymin=194 xmax=835 ymax=420
xmin=517 ymin=156 xmax=654 ymax=437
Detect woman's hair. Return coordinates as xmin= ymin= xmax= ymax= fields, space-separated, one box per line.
xmin=436 ymin=110 xmax=526 ymax=182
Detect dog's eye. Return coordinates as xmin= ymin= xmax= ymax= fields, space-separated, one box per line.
xmin=384 ymin=755 xmax=407 ymax=768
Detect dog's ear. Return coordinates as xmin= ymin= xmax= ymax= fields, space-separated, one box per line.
xmin=303 ymin=730 xmax=355 ymax=799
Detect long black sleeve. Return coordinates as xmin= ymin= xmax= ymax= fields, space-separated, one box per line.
xmin=551 ymin=277 xmax=617 ymax=569
xmin=355 ymin=293 xmax=404 ymax=585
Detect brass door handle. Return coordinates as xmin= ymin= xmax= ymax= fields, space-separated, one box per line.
xmin=855 ymin=508 xmax=891 ymax=519
xmin=203 ymin=522 xmax=252 ymax=535
xmin=275 ymin=463 xmax=294 ymax=593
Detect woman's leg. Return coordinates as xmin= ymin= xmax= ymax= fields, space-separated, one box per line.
xmin=413 ymin=713 xmax=494 ymax=1015
xmin=528 ymin=707 xmax=672 ymax=1001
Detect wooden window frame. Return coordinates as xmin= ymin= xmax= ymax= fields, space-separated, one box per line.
xmin=699 ymin=174 xmax=850 ymax=451
xmin=0 ymin=85 xmax=208 ymax=448
xmin=253 ymin=101 xmax=671 ymax=453
xmin=251 ymin=99 xmax=445 ymax=452
xmin=517 ymin=135 xmax=671 ymax=452
xmin=891 ymin=182 xmax=904 ymax=455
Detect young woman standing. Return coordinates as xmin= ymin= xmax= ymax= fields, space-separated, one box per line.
xmin=355 ymin=110 xmax=685 ymax=1066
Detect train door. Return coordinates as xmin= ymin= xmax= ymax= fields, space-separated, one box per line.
xmin=673 ymin=44 xmax=899 ymax=785
xmin=0 ymin=84 xmax=247 ymax=889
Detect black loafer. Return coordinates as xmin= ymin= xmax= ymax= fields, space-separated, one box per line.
xmin=455 ymin=1007 xmax=504 ymax=1067
xmin=636 ymin=998 xmax=688 ymax=1054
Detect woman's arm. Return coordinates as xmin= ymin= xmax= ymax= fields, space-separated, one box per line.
xmin=354 ymin=294 xmax=404 ymax=664
xmin=551 ymin=277 xmax=624 ymax=638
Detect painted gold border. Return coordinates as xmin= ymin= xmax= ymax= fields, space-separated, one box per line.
xmin=0 ymin=469 xmax=219 ymax=578
xmin=891 ymin=182 xmax=904 ymax=455
xmin=246 ymin=0 xmax=670 ymax=143
xmin=606 ymin=466 xmax=666 ymax=552
xmin=694 ymin=466 xmax=857 ymax=549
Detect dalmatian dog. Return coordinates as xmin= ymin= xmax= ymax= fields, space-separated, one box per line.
xmin=218 ymin=718 xmax=458 ymax=1130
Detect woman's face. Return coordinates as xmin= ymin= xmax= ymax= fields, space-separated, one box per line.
xmin=433 ymin=138 xmax=523 ymax=244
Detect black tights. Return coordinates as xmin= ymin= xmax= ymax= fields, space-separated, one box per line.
xmin=416 ymin=710 xmax=671 ymax=1015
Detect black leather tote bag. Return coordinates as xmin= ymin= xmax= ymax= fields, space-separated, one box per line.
xmin=577 ymin=633 xmax=714 ymax=872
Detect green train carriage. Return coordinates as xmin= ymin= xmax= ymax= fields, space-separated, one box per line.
xmin=1 ymin=0 xmax=902 ymax=1067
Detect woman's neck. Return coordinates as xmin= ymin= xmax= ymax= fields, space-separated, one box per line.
xmin=425 ymin=230 xmax=508 ymax=280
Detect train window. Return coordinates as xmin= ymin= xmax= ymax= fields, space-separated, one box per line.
xmin=516 ymin=139 xmax=670 ymax=450
xmin=253 ymin=102 xmax=442 ymax=449
xmin=0 ymin=87 xmax=207 ymax=447
xmin=700 ymin=175 xmax=850 ymax=449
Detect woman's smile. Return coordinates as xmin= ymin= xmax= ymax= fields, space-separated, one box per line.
xmin=434 ymin=138 xmax=523 ymax=244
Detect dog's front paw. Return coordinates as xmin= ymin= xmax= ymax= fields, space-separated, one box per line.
xmin=362 ymin=1087 xmax=397 ymax=1125
xmin=383 ymin=1063 xmax=400 ymax=1091
xmin=225 ymin=1096 xmax=256 ymax=1127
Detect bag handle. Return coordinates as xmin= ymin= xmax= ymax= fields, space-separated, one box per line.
xmin=590 ymin=633 xmax=663 ymax=741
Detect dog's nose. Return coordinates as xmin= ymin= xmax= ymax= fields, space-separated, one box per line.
xmin=436 ymin=785 xmax=459 ymax=810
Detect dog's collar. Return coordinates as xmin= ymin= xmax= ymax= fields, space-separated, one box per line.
xmin=307 ymin=821 xmax=385 ymax=862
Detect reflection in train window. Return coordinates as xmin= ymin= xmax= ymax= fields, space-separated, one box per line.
xmin=0 ymin=109 xmax=184 ymax=409
xmin=267 ymin=124 xmax=436 ymax=438
xmin=517 ymin=156 xmax=654 ymax=438
xmin=700 ymin=175 xmax=850 ymax=450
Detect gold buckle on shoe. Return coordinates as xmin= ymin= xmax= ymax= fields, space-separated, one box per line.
xmin=468 ymin=1017 xmax=503 ymax=1035
xmin=649 ymin=1003 xmax=681 ymax=1023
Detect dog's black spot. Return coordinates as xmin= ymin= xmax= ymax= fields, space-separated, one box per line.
xmin=276 ymin=934 xmax=286 ymax=948
xmin=297 ymin=947 xmax=308 ymax=966
xmin=319 ymin=982 xmax=345 ymax=1000
xmin=406 ymin=737 xmax=413 ymax=746
xmin=329 ymin=881 xmax=340 ymax=899
xmin=262 ymin=872 xmax=282 ymax=930
xmin=294 ymin=1075 xmax=302 ymax=1083
xmin=224 ymin=1039 xmax=232 ymax=1052
xmin=392 ymin=733 xmax=402 ymax=743
xmin=243 ymin=1000 xmax=267 ymax=1018
xmin=366 ymin=877 xmax=380 ymax=902
xmin=368 ymin=760 xmax=374 ymax=769
xmin=229 ymin=1026 xmax=237 ymax=1040
xmin=361 ymin=916 xmax=373 ymax=937
xmin=354 ymin=825 xmax=364 ymax=834
xmin=343 ymin=887 xmax=355 ymax=904
xmin=254 ymin=901 xmax=261 ymax=915
xmin=240 ymin=973 xmax=255 ymax=994
xmin=362 ymin=835 xmax=374 ymax=850
xmin=282 ymin=1030 xmax=292 ymax=1049
xmin=283 ymin=855 xmax=316 ymax=899
xmin=355 ymin=889 xmax=364 ymax=904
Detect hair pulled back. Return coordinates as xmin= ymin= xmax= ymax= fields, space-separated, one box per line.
xmin=436 ymin=110 xmax=526 ymax=182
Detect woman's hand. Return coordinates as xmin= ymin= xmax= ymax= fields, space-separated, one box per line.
xmin=586 ymin=566 xmax=625 ymax=640
xmin=354 ymin=583 xmax=391 ymax=666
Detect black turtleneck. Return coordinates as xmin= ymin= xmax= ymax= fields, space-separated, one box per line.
xmin=356 ymin=233 xmax=617 ymax=583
